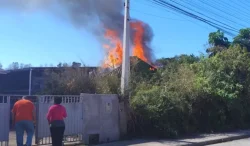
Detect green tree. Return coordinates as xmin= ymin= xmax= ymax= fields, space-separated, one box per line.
xmin=207 ymin=30 xmax=230 ymax=56
xmin=156 ymin=54 xmax=199 ymax=69
xmin=233 ymin=28 xmax=250 ymax=51
xmin=208 ymin=30 xmax=230 ymax=47
xmin=193 ymin=45 xmax=250 ymax=99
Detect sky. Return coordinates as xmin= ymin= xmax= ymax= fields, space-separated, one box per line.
xmin=0 ymin=1 xmax=218 ymax=68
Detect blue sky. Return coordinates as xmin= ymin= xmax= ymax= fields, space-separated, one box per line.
xmin=0 ymin=1 xmax=218 ymax=68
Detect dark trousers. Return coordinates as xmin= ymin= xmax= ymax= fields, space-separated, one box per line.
xmin=50 ymin=126 xmax=65 ymax=146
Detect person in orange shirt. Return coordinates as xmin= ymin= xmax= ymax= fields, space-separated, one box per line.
xmin=12 ymin=96 xmax=36 ymax=146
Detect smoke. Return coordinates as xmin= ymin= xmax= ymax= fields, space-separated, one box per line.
xmin=0 ymin=0 xmax=154 ymax=63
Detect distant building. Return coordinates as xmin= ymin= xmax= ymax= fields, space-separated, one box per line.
xmin=0 ymin=67 xmax=97 ymax=95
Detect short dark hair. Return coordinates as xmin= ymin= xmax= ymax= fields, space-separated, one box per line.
xmin=54 ymin=97 xmax=62 ymax=104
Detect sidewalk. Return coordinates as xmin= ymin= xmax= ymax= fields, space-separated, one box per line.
xmin=95 ymin=130 xmax=250 ymax=146
xmin=8 ymin=130 xmax=250 ymax=146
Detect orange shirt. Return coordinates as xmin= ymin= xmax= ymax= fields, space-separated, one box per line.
xmin=12 ymin=99 xmax=35 ymax=123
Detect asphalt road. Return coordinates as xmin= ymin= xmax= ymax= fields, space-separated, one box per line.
xmin=208 ymin=138 xmax=250 ymax=146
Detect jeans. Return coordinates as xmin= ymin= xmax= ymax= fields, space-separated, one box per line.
xmin=50 ymin=126 xmax=65 ymax=146
xmin=15 ymin=120 xmax=34 ymax=146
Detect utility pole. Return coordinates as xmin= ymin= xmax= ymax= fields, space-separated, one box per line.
xmin=120 ymin=0 xmax=130 ymax=138
xmin=29 ymin=68 xmax=32 ymax=95
xmin=121 ymin=0 xmax=130 ymax=96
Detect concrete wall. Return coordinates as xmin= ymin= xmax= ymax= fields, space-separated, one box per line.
xmin=81 ymin=93 xmax=120 ymax=144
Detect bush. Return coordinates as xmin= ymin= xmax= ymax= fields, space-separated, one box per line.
xmin=131 ymin=46 xmax=250 ymax=137
xmin=42 ymin=67 xmax=96 ymax=95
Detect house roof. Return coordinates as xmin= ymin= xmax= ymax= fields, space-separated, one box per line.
xmin=102 ymin=56 xmax=156 ymax=77
xmin=5 ymin=66 xmax=98 ymax=73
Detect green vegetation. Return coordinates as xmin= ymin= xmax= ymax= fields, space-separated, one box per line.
xmin=43 ymin=28 xmax=250 ymax=138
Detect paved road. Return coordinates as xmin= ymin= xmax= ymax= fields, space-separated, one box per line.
xmin=208 ymin=138 xmax=250 ymax=146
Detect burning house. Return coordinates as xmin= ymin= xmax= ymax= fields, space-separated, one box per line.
xmin=116 ymin=56 xmax=157 ymax=74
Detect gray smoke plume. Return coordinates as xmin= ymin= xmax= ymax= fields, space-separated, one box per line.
xmin=0 ymin=0 xmax=154 ymax=63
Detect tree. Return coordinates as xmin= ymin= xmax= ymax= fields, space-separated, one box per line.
xmin=233 ymin=28 xmax=250 ymax=51
xmin=8 ymin=62 xmax=19 ymax=70
xmin=194 ymin=45 xmax=250 ymax=99
xmin=207 ymin=30 xmax=230 ymax=56
xmin=19 ymin=63 xmax=31 ymax=69
xmin=0 ymin=63 xmax=2 ymax=69
xmin=8 ymin=62 xmax=31 ymax=70
xmin=72 ymin=62 xmax=81 ymax=68
xmin=57 ymin=62 xmax=70 ymax=67
xmin=208 ymin=30 xmax=230 ymax=47
xmin=156 ymin=54 xmax=199 ymax=69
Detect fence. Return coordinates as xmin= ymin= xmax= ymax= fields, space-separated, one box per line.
xmin=0 ymin=94 xmax=121 ymax=145
xmin=0 ymin=96 xmax=10 ymax=146
xmin=36 ymin=95 xmax=84 ymax=145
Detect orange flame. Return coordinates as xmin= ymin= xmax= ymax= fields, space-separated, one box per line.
xmin=131 ymin=21 xmax=149 ymax=63
xmin=149 ymin=67 xmax=155 ymax=71
xmin=103 ymin=29 xmax=123 ymax=68
xmin=103 ymin=21 xmax=151 ymax=68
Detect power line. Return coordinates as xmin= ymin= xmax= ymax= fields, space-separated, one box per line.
xmin=132 ymin=0 xmax=171 ymax=13
xmin=150 ymin=0 xmax=237 ymax=36
xmin=168 ymin=0 xmax=238 ymax=31
xmin=229 ymin=0 xmax=250 ymax=15
xmin=179 ymin=0 xmax=247 ymax=28
xmin=146 ymin=0 xmax=238 ymax=37
xmin=132 ymin=0 xmax=213 ymax=31
xmin=202 ymin=0 xmax=250 ymax=25
xmin=130 ymin=8 xmax=188 ymax=21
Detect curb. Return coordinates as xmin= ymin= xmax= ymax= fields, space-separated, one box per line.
xmin=182 ymin=134 xmax=250 ymax=146
xmin=45 ymin=133 xmax=250 ymax=146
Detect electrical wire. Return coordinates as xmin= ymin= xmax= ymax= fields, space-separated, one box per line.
xmin=131 ymin=0 xmax=213 ymax=31
xmin=146 ymin=0 xmax=238 ymax=37
xmin=179 ymin=0 xmax=247 ymax=28
xmin=130 ymin=8 xmax=188 ymax=21
xmin=168 ymin=0 xmax=238 ymax=31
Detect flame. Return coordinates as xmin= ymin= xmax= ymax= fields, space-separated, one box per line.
xmin=103 ymin=29 xmax=123 ymax=68
xmin=103 ymin=21 xmax=152 ymax=68
xmin=149 ymin=67 xmax=155 ymax=71
xmin=131 ymin=21 xmax=149 ymax=63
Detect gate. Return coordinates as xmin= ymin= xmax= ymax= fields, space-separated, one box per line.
xmin=0 ymin=96 xmax=10 ymax=146
xmin=36 ymin=95 xmax=83 ymax=145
